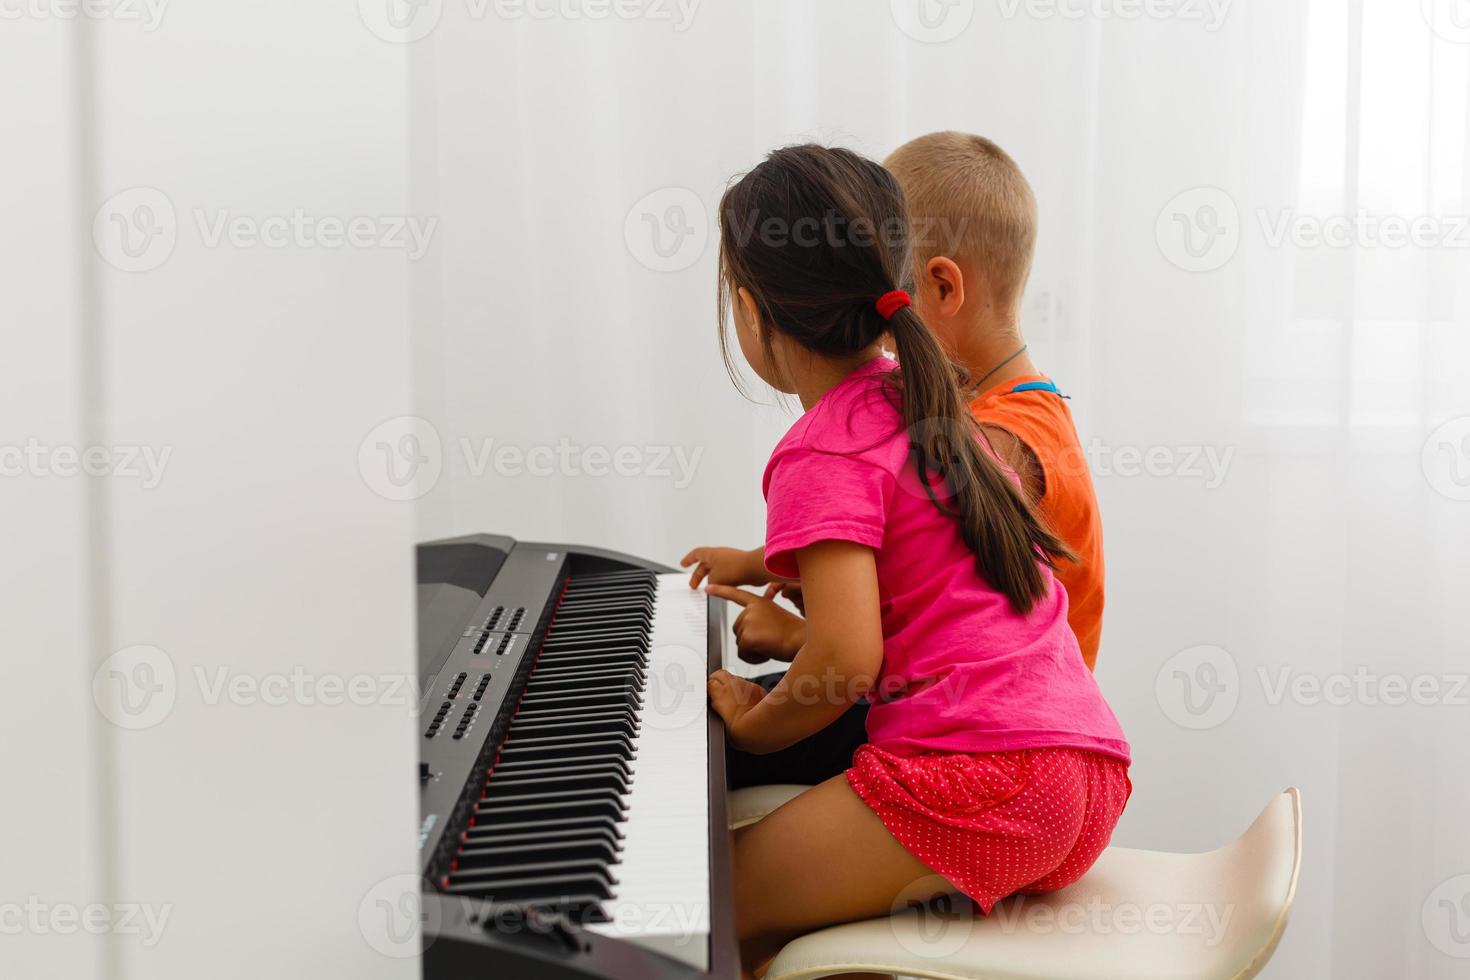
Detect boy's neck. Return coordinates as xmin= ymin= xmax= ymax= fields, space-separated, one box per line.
xmin=954 ymin=309 xmax=1037 ymax=394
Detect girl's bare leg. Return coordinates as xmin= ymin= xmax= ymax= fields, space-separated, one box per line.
xmin=732 ymin=773 xmax=954 ymax=979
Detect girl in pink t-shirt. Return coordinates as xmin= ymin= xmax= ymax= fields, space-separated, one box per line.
xmin=704 ymin=145 xmax=1131 ymax=977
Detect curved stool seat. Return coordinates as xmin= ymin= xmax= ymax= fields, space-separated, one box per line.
xmin=727 ymin=786 xmax=1303 ymax=980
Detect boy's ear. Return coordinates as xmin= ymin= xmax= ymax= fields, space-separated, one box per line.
xmin=923 ymin=256 xmax=967 ymax=316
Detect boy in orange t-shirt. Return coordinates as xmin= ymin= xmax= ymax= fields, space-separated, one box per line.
xmin=887 ymin=131 xmax=1104 ymax=668
xmin=685 ymin=131 xmax=1106 ymax=784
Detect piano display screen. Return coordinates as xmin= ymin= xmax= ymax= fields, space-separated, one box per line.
xmin=414 ymin=539 xmax=509 ymax=689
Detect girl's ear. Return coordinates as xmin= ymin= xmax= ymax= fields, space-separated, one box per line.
xmin=736 ymin=286 xmax=762 ymax=341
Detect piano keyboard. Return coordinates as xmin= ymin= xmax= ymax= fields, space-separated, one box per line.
xmin=416 ymin=537 xmax=732 ymax=978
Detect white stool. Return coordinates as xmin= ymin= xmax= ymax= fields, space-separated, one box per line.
xmin=728 ymin=785 xmax=1302 ymax=980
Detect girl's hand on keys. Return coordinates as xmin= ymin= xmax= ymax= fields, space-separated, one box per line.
xmin=704 ymin=584 xmax=805 ymax=664
xmin=705 ymin=669 xmax=767 ymax=751
xmin=680 ymin=546 xmax=766 ymax=589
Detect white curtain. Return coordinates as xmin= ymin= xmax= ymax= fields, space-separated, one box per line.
xmin=5 ymin=6 xmax=419 ymax=979
xmin=410 ymin=1 xmax=1470 ymax=976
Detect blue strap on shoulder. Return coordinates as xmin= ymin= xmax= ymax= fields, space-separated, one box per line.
xmin=1009 ymin=379 xmax=1068 ymax=398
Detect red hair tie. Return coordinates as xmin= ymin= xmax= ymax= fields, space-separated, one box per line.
xmin=875 ymin=289 xmax=911 ymax=321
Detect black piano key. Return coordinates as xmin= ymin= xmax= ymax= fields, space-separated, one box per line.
xmin=501 ymin=729 xmax=637 ymax=754
xmin=532 ymin=652 xmax=647 ymax=671
xmin=520 ymin=681 xmax=643 ymax=705
xmin=542 ymin=629 xmax=651 ymax=650
xmin=508 ymin=718 xmax=639 ymax=742
xmin=462 ymin=824 xmax=623 ymax=852
xmin=444 ymin=870 xmax=614 ymax=902
xmin=479 ymin=784 xmax=630 ymax=814
xmin=553 ymin=595 xmax=655 ymax=613
xmin=516 ymin=686 xmax=642 ymax=708
xmin=466 ymin=814 xmax=623 ymax=839
xmin=456 ymin=838 xmax=619 ymax=868
xmin=488 ymin=753 xmax=633 ymax=777
xmin=449 ymin=858 xmax=617 ymax=886
xmin=496 ymin=738 xmax=634 ymax=763
xmin=485 ymin=769 xmax=631 ymax=796
xmin=474 ymin=798 xmax=625 ymax=825
xmin=527 ymin=660 xmax=645 ymax=678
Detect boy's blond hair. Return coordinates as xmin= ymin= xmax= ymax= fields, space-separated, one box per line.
xmin=885 ymin=131 xmax=1038 ymax=310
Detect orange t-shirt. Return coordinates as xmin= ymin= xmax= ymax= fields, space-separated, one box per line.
xmin=971 ymin=375 xmax=1105 ymax=671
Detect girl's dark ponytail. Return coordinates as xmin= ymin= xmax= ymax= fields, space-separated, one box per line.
xmin=718 ymin=144 xmax=1074 ymax=615
xmin=885 ymin=305 xmax=1074 ymax=614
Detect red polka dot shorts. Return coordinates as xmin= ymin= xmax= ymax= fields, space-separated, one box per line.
xmin=846 ymin=745 xmax=1132 ymax=913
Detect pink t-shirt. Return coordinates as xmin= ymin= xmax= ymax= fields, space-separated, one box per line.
xmin=762 ymin=356 xmax=1130 ymax=763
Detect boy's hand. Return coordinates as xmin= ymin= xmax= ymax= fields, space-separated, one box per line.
xmin=680 ymin=546 xmax=765 ymax=589
xmin=706 ymin=669 xmax=767 ymax=752
xmin=704 ymin=584 xmax=806 ymax=664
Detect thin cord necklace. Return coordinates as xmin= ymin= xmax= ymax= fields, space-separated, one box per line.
xmin=972 ymin=344 xmax=1029 ymax=392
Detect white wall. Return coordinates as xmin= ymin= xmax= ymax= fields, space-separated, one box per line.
xmin=2 ymin=5 xmax=421 ymax=979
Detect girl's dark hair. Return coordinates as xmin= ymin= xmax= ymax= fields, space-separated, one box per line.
xmin=717 ymin=144 xmax=1074 ymax=615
